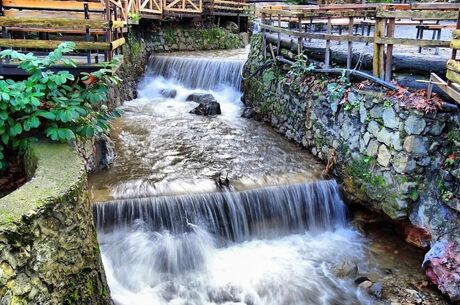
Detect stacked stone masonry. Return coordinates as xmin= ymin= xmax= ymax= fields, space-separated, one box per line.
xmin=243 ymin=34 xmax=460 ymax=302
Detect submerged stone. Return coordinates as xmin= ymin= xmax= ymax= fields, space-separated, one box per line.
xmin=190 ymin=101 xmax=222 ymax=116
xmin=160 ymin=89 xmax=177 ymax=98
xmin=186 ymin=93 xmax=217 ymax=104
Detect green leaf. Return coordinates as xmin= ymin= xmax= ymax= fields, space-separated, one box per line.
xmin=9 ymin=123 xmax=22 ymax=136
xmin=36 ymin=111 xmax=56 ymax=120
xmin=1 ymin=133 xmax=9 ymax=145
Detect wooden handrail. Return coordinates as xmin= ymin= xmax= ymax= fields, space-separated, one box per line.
xmin=260 ymin=4 xmax=458 ymax=82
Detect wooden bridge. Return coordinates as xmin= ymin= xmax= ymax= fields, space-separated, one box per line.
xmin=0 ymin=0 xmax=254 ymax=75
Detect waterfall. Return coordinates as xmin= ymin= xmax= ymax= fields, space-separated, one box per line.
xmin=94 ymin=180 xmax=347 ymax=241
xmin=146 ymin=55 xmax=244 ymax=90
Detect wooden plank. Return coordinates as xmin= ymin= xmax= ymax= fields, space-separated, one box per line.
xmin=347 ymin=16 xmax=353 ymax=73
xmin=410 ymin=3 xmax=460 ymax=10
xmin=385 ymin=18 xmax=395 ymax=82
xmin=325 ymin=16 xmax=331 ymax=68
xmin=377 ymin=10 xmax=458 ymax=20
xmin=446 ymin=69 xmax=460 ymax=84
xmin=373 ymin=17 xmax=384 ymax=78
xmin=4 ymin=27 xmax=106 ymax=34
xmin=450 ymin=39 xmax=460 ymax=50
xmin=0 ymin=16 xmax=112 ymax=29
xmin=260 ymin=24 xmax=374 ymax=42
xmin=447 ymin=59 xmax=460 ymax=73
xmin=3 ymin=9 xmax=105 ymax=19
xmin=111 ymin=37 xmax=125 ymax=49
xmin=0 ymin=38 xmax=111 ymax=50
xmin=2 ymin=0 xmax=105 ymax=11
xmin=376 ymin=37 xmax=450 ymax=47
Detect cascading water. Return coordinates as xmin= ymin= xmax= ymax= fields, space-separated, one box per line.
xmin=92 ymin=49 xmax=372 ymax=305
xmin=147 ymin=55 xmax=244 ymax=90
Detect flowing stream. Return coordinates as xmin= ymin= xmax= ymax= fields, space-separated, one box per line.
xmin=90 ymin=49 xmax=421 ymax=305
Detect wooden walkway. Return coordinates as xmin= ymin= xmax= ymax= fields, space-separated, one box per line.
xmin=259 ymin=3 xmax=460 ymax=106
xmin=0 ymin=0 xmax=254 ymax=75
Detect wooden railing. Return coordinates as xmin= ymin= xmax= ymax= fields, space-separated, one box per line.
xmin=0 ymin=0 xmax=127 ymax=64
xmin=212 ymin=0 xmax=254 ymax=15
xmin=163 ymin=0 xmax=202 ymax=13
xmin=140 ymin=0 xmax=162 ymax=15
xmin=259 ymin=3 xmax=460 ymax=82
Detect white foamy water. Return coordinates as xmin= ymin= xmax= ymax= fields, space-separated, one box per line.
xmin=94 ymin=50 xmax=373 ymax=305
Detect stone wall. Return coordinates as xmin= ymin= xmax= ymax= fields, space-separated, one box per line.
xmin=242 ymin=33 xmax=460 ymax=302
xmin=143 ymin=25 xmax=248 ymax=53
xmin=0 ymin=143 xmax=111 ymax=305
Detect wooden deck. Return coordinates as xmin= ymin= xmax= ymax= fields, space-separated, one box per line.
xmin=0 ymin=0 xmax=254 ymax=75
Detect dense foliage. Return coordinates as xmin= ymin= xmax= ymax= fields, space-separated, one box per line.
xmin=0 ymin=42 xmax=122 ymax=170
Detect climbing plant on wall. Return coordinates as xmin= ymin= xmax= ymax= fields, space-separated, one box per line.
xmin=0 ymin=42 xmax=122 ymax=170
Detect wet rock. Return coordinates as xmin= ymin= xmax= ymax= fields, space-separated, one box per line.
xmin=404 ymin=115 xmax=426 ymax=135
xmin=94 ymin=133 xmax=115 ymax=170
xmin=186 ymin=93 xmax=217 ymax=104
xmin=358 ymin=280 xmax=373 ymax=290
xmin=190 ymin=101 xmax=221 ymax=116
xmin=423 ymin=241 xmax=460 ymax=302
xmin=241 ymin=107 xmax=254 ymax=118
xmin=395 ymin=221 xmax=431 ymax=249
xmin=160 ymin=89 xmax=177 ymax=98
xmin=369 ymin=282 xmax=383 ymax=298
xmin=334 ymin=260 xmax=358 ymax=278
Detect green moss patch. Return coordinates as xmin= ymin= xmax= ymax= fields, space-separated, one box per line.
xmin=0 ymin=142 xmax=85 ymax=226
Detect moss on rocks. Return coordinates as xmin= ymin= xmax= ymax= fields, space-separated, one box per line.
xmin=0 ymin=143 xmax=84 ymax=226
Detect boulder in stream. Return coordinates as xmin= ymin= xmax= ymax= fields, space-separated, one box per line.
xmin=187 ymin=93 xmax=221 ymax=116
xmin=160 ymin=89 xmax=177 ymax=98
xmin=241 ymin=106 xmax=254 ymax=119
xmin=190 ymin=101 xmax=221 ymax=116
xmin=186 ymin=93 xmax=217 ymax=104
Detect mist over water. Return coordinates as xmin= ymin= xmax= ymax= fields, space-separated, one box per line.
xmin=93 ymin=50 xmax=373 ymax=305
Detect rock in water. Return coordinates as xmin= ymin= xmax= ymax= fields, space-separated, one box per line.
xmin=241 ymin=107 xmax=254 ymax=118
xmin=94 ymin=133 xmax=115 ymax=170
xmin=190 ymin=101 xmax=221 ymax=116
xmin=160 ymin=89 xmax=177 ymax=98
xmin=423 ymin=241 xmax=460 ymax=302
xmin=186 ymin=93 xmax=217 ymax=104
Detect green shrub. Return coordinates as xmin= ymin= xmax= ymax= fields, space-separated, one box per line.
xmin=0 ymin=42 xmax=122 ymax=170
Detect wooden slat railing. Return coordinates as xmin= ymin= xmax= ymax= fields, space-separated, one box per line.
xmin=259 ymin=3 xmax=460 ymax=82
xmin=163 ymin=0 xmax=202 ymax=13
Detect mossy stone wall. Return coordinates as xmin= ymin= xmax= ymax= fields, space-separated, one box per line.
xmin=0 ymin=143 xmax=111 ymax=305
xmin=242 ymin=34 xmax=460 ymax=242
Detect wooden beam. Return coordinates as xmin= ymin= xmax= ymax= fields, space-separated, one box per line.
xmin=2 ymin=0 xmax=105 ymax=11
xmin=0 ymin=38 xmax=111 ymax=50
xmin=0 ymin=16 xmax=112 ymax=29
xmin=410 ymin=3 xmax=460 ymax=10
xmin=429 ymin=72 xmax=460 ymax=105
xmin=447 ymin=59 xmax=460 ymax=73
xmin=447 ymin=69 xmax=460 ymax=85
xmin=111 ymin=37 xmax=126 ymax=50
xmin=373 ymin=17 xmax=385 ymax=79
xmin=376 ymin=37 xmax=450 ymax=47
xmin=376 ymin=10 xmax=458 ymax=20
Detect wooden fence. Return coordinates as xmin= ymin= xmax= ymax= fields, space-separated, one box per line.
xmin=259 ymin=3 xmax=460 ymax=83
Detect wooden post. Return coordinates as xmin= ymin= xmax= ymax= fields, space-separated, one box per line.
xmin=347 ymin=16 xmax=354 ymax=81
xmin=262 ymin=12 xmax=267 ymax=60
xmin=373 ymin=17 xmax=385 ymax=79
xmin=298 ymin=16 xmax=302 ymax=55
xmin=385 ymin=18 xmax=395 ymax=82
xmin=84 ymin=3 xmax=91 ymax=64
xmin=277 ymin=13 xmax=281 ymax=55
xmin=325 ymin=16 xmax=332 ymax=68
xmin=105 ymin=0 xmax=112 ymax=61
